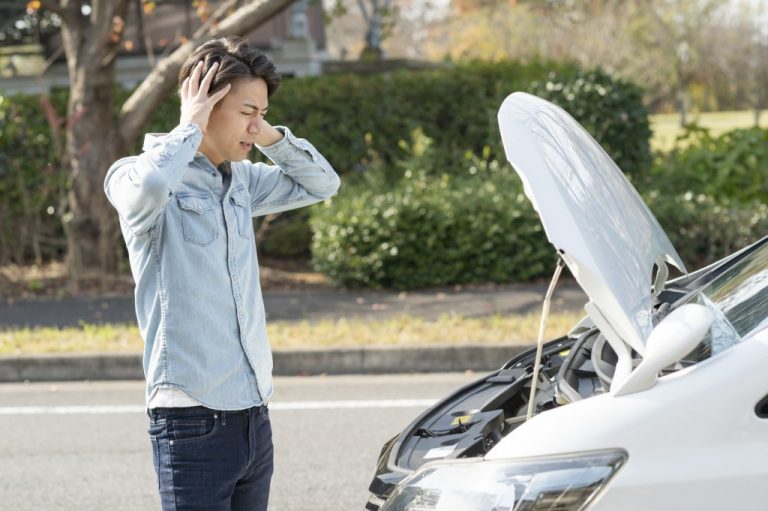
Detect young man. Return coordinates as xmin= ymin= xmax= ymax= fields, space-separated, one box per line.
xmin=104 ymin=37 xmax=340 ymax=510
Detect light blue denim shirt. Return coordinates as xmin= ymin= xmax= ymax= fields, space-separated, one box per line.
xmin=104 ymin=122 xmax=340 ymax=410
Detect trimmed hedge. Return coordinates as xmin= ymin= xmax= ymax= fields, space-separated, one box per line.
xmin=310 ymin=126 xmax=768 ymax=289
xmin=310 ymin=156 xmax=554 ymax=289
xmin=528 ymin=69 xmax=653 ymax=178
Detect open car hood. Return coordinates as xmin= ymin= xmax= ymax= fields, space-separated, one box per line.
xmin=497 ymin=92 xmax=686 ymax=354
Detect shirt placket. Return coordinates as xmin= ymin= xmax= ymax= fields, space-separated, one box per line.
xmin=222 ymin=178 xmax=263 ymax=404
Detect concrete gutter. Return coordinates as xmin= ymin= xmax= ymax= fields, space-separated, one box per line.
xmin=0 ymin=344 xmax=536 ymax=382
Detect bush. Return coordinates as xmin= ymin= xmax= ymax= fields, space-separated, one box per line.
xmin=311 ymin=123 xmax=768 ymax=290
xmin=271 ymin=60 xmax=573 ymax=176
xmin=0 ymin=93 xmax=66 ymax=265
xmin=310 ymin=151 xmax=555 ymax=289
xmin=312 ymin=173 xmax=768 ymax=289
xmin=644 ymin=191 xmax=768 ymax=271
xmin=646 ymin=126 xmax=768 ymax=202
xmin=259 ymin=212 xmax=313 ymax=257
xmin=527 ymin=68 xmax=653 ymax=178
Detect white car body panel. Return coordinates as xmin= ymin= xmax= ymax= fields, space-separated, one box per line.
xmin=485 ymin=327 xmax=768 ymax=510
xmin=497 ymin=92 xmax=685 ymax=355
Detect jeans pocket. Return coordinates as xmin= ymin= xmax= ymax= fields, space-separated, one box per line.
xmin=147 ymin=418 xmax=166 ymax=437
xmin=169 ymin=415 xmax=220 ymax=445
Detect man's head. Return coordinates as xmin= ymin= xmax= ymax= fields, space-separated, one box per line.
xmin=178 ymin=36 xmax=282 ymax=165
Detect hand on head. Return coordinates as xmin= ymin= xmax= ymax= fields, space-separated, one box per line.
xmin=179 ymin=61 xmax=231 ymax=133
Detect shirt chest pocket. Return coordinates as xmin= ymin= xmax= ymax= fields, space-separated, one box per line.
xmin=229 ymin=189 xmax=252 ymax=238
xmin=177 ymin=194 xmax=218 ymax=245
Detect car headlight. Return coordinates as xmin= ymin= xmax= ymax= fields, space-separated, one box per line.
xmin=380 ymin=449 xmax=626 ymax=511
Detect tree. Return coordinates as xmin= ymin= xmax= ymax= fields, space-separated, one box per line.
xmin=34 ymin=0 xmax=296 ymax=290
xmin=639 ymin=0 xmax=726 ymax=126
xmin=325 ymin=0 xmax=398 ymax=60
xmin=709 ymin=0 xmax=768 ymax=125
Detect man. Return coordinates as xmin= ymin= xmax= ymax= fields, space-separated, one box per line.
xmin=104 ymin=36 xmax=340 ymax=510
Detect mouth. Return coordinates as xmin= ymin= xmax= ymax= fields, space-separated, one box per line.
xmin=240 ymin=142 xmax=253 ymax=151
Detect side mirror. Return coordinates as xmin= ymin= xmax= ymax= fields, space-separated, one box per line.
xmin=613 ymin=303 xmax=714 ymax=397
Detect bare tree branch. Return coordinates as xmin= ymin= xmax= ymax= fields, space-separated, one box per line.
xmin=192 ymin=0 xmax=240 ymax=40
xmin=356 ymin=0 xmax=370 ymax=23
xmin=118 ymin=0 xmax=297 ymax=148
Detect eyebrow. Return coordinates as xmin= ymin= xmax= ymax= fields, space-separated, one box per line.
xmin=242 ymin=102 xmax=268 ymax=112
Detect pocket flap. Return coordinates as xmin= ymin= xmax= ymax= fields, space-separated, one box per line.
xmin=177 ymin=194 xmax=212 ymax=214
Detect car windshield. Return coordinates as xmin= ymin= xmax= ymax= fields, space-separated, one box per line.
xmin=684 ymin=242 xmax=768 ymax=361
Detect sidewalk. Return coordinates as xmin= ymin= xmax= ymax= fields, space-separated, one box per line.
xmin=0 ymin=282 xmax=587 ymax=381
xmin=0 ymin=282 xmax=587 ymax=328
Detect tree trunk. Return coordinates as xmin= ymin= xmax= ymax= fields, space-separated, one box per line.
xmin=62 ymin=70 xmax=122 ymax=287
xmin=54 ymin=0 xmax=128 ymax=291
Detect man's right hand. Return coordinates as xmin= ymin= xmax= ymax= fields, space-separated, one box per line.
xmin=179 ymin=61 xmax=231 ymax=133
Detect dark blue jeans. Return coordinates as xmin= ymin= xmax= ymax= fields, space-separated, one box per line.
xmin=147 ymin=405 xmax=273 ymax=510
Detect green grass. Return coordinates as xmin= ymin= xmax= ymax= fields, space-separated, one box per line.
xmin=650 ymin=109 xmax=766 ymax=152
xmin=0 ymin=312 xmax=584 ymax=355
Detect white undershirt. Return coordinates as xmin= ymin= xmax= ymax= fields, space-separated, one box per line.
xmin=147 ymin=386 xmax=204 ymax=408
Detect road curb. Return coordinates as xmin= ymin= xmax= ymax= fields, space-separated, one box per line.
xmin=0 ymin=344 xmax=536 ymax=382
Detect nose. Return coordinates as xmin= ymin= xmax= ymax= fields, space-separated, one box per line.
xmin=248 ymin=120 xmax=260 ymax=134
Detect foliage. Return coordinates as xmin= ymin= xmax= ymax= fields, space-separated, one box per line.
xmin=266 ymin=60 xmax=569 ymax=175
xmin=646 ymin=126 xmax=768 ymax=202
xmin=312 ymin=124 xmax=768 ymax=290
xmin=259 ymin=212 xmax=314 ymax=257
xmin=0 ymin=92 xmax=66 ymax=265
xmin=310 ymin=144 xmax=555 ymax=289
xmin=528 ymin=68 xmax=653 ymax=177
xmin=644 ymin=191 xmax=768 ymax=271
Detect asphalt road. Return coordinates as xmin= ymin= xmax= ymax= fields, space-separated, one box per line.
xmin=0 ymin=373 xmax=480 ymax=510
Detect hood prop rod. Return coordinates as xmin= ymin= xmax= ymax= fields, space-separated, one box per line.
xmin=526 ymin=256 xmax=565 ymax=421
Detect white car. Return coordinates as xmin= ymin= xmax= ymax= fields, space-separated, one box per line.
xmin=367 ymin=92 xmax=768 ymax=511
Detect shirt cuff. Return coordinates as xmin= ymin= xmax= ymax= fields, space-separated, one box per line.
xmin=257 ymin=126 xmax=316 ymax=162
xmin=174 ymin=121 xmax=203 ymax=142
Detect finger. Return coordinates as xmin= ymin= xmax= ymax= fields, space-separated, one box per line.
xmin=199 ymin=61 xmax=219 ymax=97
xmin=189 ymin=61 xmax=204 ymax=97
xmin=180 ymin=76 xmax=190 ymax=99
xmin=209 ymin=82 xmax=231 ymax=105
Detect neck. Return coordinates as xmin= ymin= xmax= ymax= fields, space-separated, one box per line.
xmin=198 ymin=139 xmax=223 ymax=167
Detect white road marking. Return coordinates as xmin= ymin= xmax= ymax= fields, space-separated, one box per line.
xmin=0 ymin=399 xmax=438 ymax=415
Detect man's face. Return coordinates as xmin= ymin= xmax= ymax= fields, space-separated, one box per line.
xmin=199 ymin=77 xmax=269 ymax=166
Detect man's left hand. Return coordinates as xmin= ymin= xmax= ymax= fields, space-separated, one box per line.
xmin=253 ymin=118 xmax=284 ymax=148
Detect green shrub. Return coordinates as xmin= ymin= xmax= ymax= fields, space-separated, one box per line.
xmin=271 ymin=60 xmax=573 ymax=175
xmin=310 ymin=152 xmax=554 ymax=289
xmin=271 ymin=62 xmax=653 ymax=180
xmin=644 ymin=191 xmax=768 ymax=270
xmin=260 ymin=212 xmax=313 ymax=257
xmin=0 ymin=93 xmax=66 ymax=265
xmin=646 ymin=126 xmax=768 ymax=202
xmin=312 ymin=175 xmax=768 ymax=289
xmin=527 ymin=68 xmax=653 ymax=178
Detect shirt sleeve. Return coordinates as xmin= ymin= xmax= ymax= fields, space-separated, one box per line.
xmin=104 ymin=122 xmax=202 ymax=235
xmin=245 ymin=126 xmax=341 ymax=216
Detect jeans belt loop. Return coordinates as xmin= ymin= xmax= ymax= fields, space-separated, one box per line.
xmin=221 ymin=410 xmax=227 ymax=426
